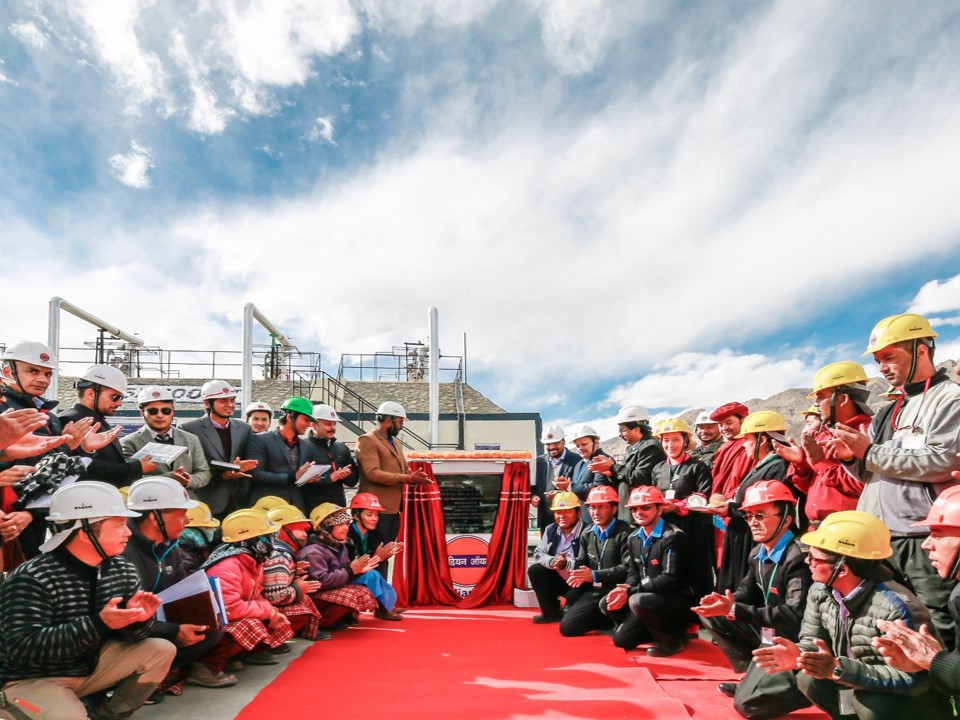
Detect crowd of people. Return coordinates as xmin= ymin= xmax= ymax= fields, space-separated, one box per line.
xmin=1 ymin=310 xmax=959 ymax=719
xmin=529 ymin=312 xmax=960 ymax=719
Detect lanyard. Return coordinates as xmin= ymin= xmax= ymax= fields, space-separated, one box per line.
xmin=891 ymin=377 xmax=931 ymax=432
xmin=758 ymin=559 xmax=779 ymax=607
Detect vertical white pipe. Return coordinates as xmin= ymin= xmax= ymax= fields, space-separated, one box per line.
xmin=428 ymin=307 xmax=439 ymax=447
xmin=47 ymin=297 xmax=62 ymax=401
xmin=241 ymin=303 xmax=254 ymax=413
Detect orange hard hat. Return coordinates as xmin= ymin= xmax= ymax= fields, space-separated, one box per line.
xmin=584 ymin=485 xmax=619 ymax=505
xmin=626 ymin=486 xmax=667 ymax=507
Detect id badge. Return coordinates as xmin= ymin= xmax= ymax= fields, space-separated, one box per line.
xmin=838 ymin=688 xmax=855 ymax=715
xmin=664 ymin=489 xmax=676 ymax=501
xmin=902 ymin=432 xmax=926 ymax=450
xmin=760 ymin=627 xmax=775 ymax=645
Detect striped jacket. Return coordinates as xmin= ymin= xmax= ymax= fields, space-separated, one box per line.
xmin=0 ymin=547 xmax=153 ymax=684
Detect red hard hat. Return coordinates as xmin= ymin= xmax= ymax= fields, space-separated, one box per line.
xmin=913 ymin=486 xmax=960 ymax=530
xmin=626 ymin=486 xmax=667 ymax=507
xmin=740 ymin=480 xmax=796 ymax=511
xmin=710 ymin=402 xmax=749 ymax=422
xmin=349 ymin=493 xmax=384 ymax=511
xmin=584 ymin=485 xmax=619 ymax=505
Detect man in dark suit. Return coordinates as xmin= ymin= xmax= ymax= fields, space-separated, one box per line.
xmin=299 ymin=403 xmax=358 ymax=510
xmin=179 ymin=380 xmax=257 ymax=519
xmin=58 ymin=365 xmax=155 ymax=489
xmin=246 ymin=397 xmax=316 ymax=511
xmin=533 ymin=424 xmax=580 ymax=533
xmin=121 ymin=386 xmax=211 ymax=494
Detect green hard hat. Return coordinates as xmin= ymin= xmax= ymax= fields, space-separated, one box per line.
xmin=281 ymin=397 xmax=314 ymax=416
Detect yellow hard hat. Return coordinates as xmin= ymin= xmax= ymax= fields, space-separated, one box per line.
xmin=801 ymin=404 xmax=821 ymax=417
xmin=735 ymin=411 xmax=787 ymax=438
xmin=221 ymin=508 xmax=279 ymax=543
xmin=549 ymin=491 xmax=581 ymax=511
xmin=117 ymin=486 xmax=130 ymax=501
xmin=310 ymin=502 xmax=343 ymax=529
xmin=267 ymin=504 xmax=309 ymax=527
xmin=252 ymin=495 xmax=292 ymax=513
xmin=654 ymin=417 xmax=692 ymax=437
xmin=800 ymin=510 xmax=893 ymax=560
xmin=864 ymin=313 xmax=937 ymax=354
xmin=185 ymin=501 xmax=220 ymax=528
xmin=808 ymin=361 xmax=870 ymax=398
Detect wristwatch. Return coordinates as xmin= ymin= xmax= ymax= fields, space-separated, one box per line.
xmin=831 ymin=662 xmax=843 ymax=680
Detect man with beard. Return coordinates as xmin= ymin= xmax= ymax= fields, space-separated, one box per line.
xmin=299 ymin=403 xmax=359 ymax=509
xmin=533 ymin=424 xmax=580 ymax=533
xmin=527 ymin=491 xmax=584 ymax=624
xmin=691 ymin=410 xmax=724 ymax=469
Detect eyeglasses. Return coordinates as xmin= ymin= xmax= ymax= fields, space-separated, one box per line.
xmin=632 ymin=504 xmax=655 ymax=512
xmin=804 ymin=554 xmax=837 ymax=566
xmin=145 ymin=407 xmax=174 ymax=416
xmin=743 ymin=512 xmax=783 ymax=523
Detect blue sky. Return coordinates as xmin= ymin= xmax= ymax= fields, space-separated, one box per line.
xmin=2 ymin=1 xmax=960 ymax=439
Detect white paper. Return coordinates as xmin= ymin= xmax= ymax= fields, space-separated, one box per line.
xmin=295 ymin=464 xmax=331 ymax=486
xmin=129 ymin=442 xmax=187 ymax=466
xmin=25 ymin=474 xmax=80 ymax=509
xmin=209 ymin=576 xmax=228 ymax=625
xmin=155 ymin=570 xmax=216 ymax=621
xmin=211 ymin=460 xmax=241 ymax=471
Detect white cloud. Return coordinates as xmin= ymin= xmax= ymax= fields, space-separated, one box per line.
xmin=529 ymin=0 xmax=613 ymax=75
xmin=107 ymin=140 xmax=154 ymax=188
xmin=358 ymin=0 xmax=498 ymax=35
xmin=909 ymin=275 xmax=960 ymax=315
xmin=9 ymin=21 xmax=49 ymax=49
xmin=168 ymin=29 xmax=233 ymax=135
xmin=307 ymin=115 xmax=336 ymax=144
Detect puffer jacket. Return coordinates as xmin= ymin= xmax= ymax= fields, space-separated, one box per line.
xmin=799 ymin=579 xmax=935 ymax=693
xmin=204 ymin=553 xmax=273 ymax=622
xmin=297 ymin=534 xmax=354 ymax=590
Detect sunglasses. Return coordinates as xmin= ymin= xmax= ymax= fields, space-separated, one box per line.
xmin=632 ymin=504 xmax=655 ymax=512
xmin=743 ymin=512 xmax=783 ymax=523
xmin=145 ymin=407 xmax=174 ymax=416
xmin=106 ymin=392 xmax=123 ymax=402
xmin=805 ymin=554 xmax=837 ymax=567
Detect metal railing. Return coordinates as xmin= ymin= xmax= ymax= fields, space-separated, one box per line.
xmin=336 ymin=349 xmax=465 ymax=384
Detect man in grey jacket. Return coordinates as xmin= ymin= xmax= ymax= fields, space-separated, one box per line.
xmin=830 ymin=313 xmax=960 ymax=647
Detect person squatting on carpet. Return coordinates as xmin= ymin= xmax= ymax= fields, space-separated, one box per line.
xmin=527 ymin=491 xmax=584 ymax=624
xmin=345 ymin=493 xmax=405 ymax=620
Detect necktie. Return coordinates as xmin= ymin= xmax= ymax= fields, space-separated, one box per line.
xmin=155 ymin=434 xmax=173 ymax=444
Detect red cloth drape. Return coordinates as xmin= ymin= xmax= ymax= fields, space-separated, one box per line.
xmin=457 ymin=462 xmax=530 ymax=609
xmin=393 ymin=462 xmax=460 ymax=607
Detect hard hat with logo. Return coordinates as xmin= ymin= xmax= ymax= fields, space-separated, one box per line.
xmin=349 ymin=493 xmax=385 ymax=511
xmin=549 ymin=491 xmax=581 ymax=511
xmin=221 ymin=509 xmax=279 ymax=543
xmin=736 ymin=411 xmax=788 ymax=439
xmin=252 ymin=495 xmax=293 ymax=514
xmin=41 ymin=481 xmax=140 ymax=552
xmin=77 ymin=365 xmax=127 ymax=394
xmin=740 ymin=480 xmax=796 ymax=511
xmin=137 ymin=385 xmax=174 ymax=407
xmin=312 ymin=403 xmax=340 ymax=422
xmin=244 ymin=401 xmax=273 ymax=417
xmin=571 ymin=425 xmax=600 ymax=442
xmin=540 ymin=423 xmax=566 ymax=444
xmin=310 ymin=502 xmax=345 ymax=529
xmin=201 ymin=380 xmax=237 ymax=401
xmin=616 ymin=405 xmax=650 ymax=424
xmin=127 ymin=476 xmax=199 ymax=511
xmin=186 ymin=501 xmax=220 ymax=528
xmin=865 ymin=313 xmax=938 ymax=354
xmin=1 ymin=341 xmax=58 ymax=369
xmin=694 ymin=411 xmax=719 ymax=427
xmin=913 ymin=486 xmax=960 ymax=530
xmin=801 ymin=404 xmax=821 ymax=417
xmin=281 ymin=397 xmax=313 ymax=416
xmin=808 ymin=361 xmax=870 ymax=398
xmin=654 ymin=418 xmax=692 ymax=437
xmin=266 ymin=504 xmax=310 ymax=527
xmin=376 ymin=401 xmax=407 ymax=418
xmin=626 ymin=486 xmax=667 ymax=507
xmin=801 ymin=510 xmax=893 ymax=560
xmin=584 ymin=485 xmax=619 ymax=505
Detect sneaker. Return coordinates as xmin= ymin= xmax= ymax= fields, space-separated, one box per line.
xmin=242 ymin=651 xmax=281 ymax=666
xmin=143 ymin=691 xmax=166 ymax=705
xmin=185 ymin=664 xmax=240 ymax=689
xmin=717 ymin=682 xmax=738 ymax=698
xmin=224 ymin=659 xmax=244 ymax=672
xmin=532 ymin=614 xmax=561 ymax=624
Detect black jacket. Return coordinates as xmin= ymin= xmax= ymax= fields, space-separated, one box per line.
xmin=731 ymin=535 xmax=810 ymax=639
xmin=624 ymin=521 xmax=695 ymax=600
xmin=122 ymin=519 xmax=186 ymax=641
xmin=346 ymin=521 xmax=386 ymax=560
xmin=608 ymin=436 xmax=666 ymax=490
xmin=58 ymin=403 xmax=143 ymax=487
xmin=574 ymin=519 xmax=631 ymax=591
xmin=299 ymin=432 xmax=359 ymax=509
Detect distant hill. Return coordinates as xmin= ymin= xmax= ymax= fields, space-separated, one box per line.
xmin=600 ymin=360 xmax=958 ymax=460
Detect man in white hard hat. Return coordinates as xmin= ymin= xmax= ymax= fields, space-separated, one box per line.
xmin=0 ymin=481 xmax=175 ymax=718
xmin=180 ymin=380 xmax=258 ymax=519
xmin=690 ymin=410 xmax=723 ymax=469
xmin=568 ymin=425 xmax=614 ymax=501
xmin=300 ymin=403 xmax=359 ymax=508
xmin=533 ymin=424 xmax=580 ymax=532
xmin=121 ymin=386 xmax=211 ymax=492
xmin=59 ymin=365 xmax=156 ymax=489
xmin=356 ymin=401 xmax=430 ymax=575
xmin=244 ymin=402 xmax=273 ymax=434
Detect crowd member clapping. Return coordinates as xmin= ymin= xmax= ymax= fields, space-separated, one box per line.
xmin=527 ymin=491 xmax=584 ymax=624
xmin=346 ymin=493 xmax=405 ymax=620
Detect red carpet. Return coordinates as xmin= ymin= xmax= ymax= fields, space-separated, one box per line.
xmin=658 ymin=681 xmax=828 ymax=720
xmin=625 ymin=638 xmax=741 ymax=681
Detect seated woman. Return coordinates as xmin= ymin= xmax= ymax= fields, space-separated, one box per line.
xmin=298 ymin=503 xmax=385 ymax=629
xmin=263 ymin=504 xmax=326 ymax=640
xmin=196 ymin=509 xmax=294 ymax=677
xmin=346 ymin=493 xmax=404 ymax=620
xmin=180 ymin=501 xmax=221 ymax=575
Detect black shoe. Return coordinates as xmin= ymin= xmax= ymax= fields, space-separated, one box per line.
xmin=144 ymin=691 xmax=166 ymax=705
xmin=269 ymin=643 xmax=291 ymax=655
xmin=717 ymin=682 xmax=738 ymax=698
xmin=532 ymin=614 xmax=561 ymax=624
xmin=330 ymin=620 xmax=350 ymax=631
xmin=647 ymin=641 xmax=683 ymax=658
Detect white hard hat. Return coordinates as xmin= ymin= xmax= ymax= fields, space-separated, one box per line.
xmin=41 ymin=481 xmax=140 ymax=552
xmin=571 ymin=424 xmax=601 ymax=441
xmin=694 ymin=410 xmax=719 ymax=426
xmin=201 ymin=380 xmax=238 ymax=400
xmin=244 ymin=401 xmax=273 ymax=417
xmin=137 ymin=385 xmax=174 ymax=407
xmin=77 ymin=364 xmax=128 ymax=394
xmin=127 ymin=476 xmax=199 ymax=511
xmin=376 ymin=401 xmax=407 ymax=418
xmin=616 ymin=405 xmax=649 ymax=424
xmin=312 ymin=403 xmax=341 ymax=422
xmin=540 ymin=423 xmax=566 ymax=444
xmin=1 ymin=340 xmax=58 ymax=369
